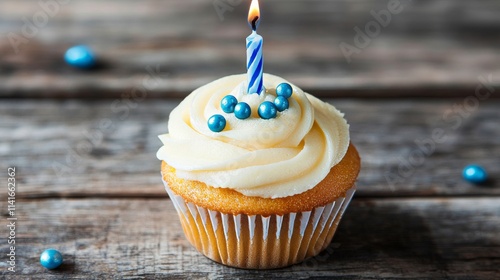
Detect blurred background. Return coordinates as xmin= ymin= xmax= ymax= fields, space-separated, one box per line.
xmin=1 ymin=1 xmax=499 ymax=277
xmin=1 ymin=0 xmax=500 ymax=98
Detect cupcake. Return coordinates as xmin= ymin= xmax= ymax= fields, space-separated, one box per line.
xmin=157 ymin=73 xmax=360 ymax=269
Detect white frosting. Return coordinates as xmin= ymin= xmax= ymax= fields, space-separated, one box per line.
xmin=157 ymin=74 xmax=350 ymax=198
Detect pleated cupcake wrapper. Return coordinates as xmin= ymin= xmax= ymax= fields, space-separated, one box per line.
xmin=163 ymin=179 xmax=355 ymax=269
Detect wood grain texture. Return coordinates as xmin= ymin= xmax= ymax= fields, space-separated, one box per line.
xmin=0 ymin=198 xmax=498 ymax=279
xmin=1 ymin=0 xmax=500 ymax=98
xmin=1 ymin=99 xmax=498 ymax=199
xmin=1 ymin=1 xmax=499 ymax=277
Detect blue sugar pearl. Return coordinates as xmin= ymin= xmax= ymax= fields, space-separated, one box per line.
xmin=40 ymin=249 xmax=63 ymax=269
xmin=463 ymin=165 xmax=488 ymax=184
xmin=208 ymin=114 xmax=226 ymax=132
xmin=276 ymin=83 xmax=293 ymax=99
xmin=274 ymin=96 xmax=289 ymax=112
xmin=234 ymin=102 xmax=251 ymax=119
xmin=221 ymin=95 xmax=238 ymax=113
xmin=64 ymin=45 xmax=96 ymax=69
xmin=258 ymin=101 xmax=277 ymax=119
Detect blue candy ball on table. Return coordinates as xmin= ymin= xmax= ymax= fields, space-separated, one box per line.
xmin=64 ymin=45 xmax=96 ymax=69
xmin=208 ymin=114 xmax=226 ymax=132
xmin=258 ymin=101 xmax=277 ymax=119
xmin=40 ymin=249 xmax=63 ymax=269
xmin=463 ymin=165 xmax=488 ymax=184
xmin=276 ymin=83 xmax=293 ymax=99
xmin=274 ymin=96 xmax=289 ymax=112
xmin=234 ymin=102 xmax=251 ymax=119
xmin=221 ymin=95 xmax=238 ymax=113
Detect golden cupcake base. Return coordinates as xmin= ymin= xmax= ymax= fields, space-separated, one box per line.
xmin=164 ymin=181 xmax=355 ymax=269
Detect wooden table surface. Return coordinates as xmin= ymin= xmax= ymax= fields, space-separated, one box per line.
xmin=1 ymin=99 xmax=499 ymax=279
xmin=2 ymin=0 xmax=500 ymax=98
xmin=1 ymin=0 xmax=500 ymax=279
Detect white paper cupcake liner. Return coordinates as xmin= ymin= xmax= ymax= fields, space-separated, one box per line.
xmin=163 ymin=179 xmax=355 ymax=269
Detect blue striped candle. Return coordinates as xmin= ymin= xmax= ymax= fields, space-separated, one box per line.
xmin=246 ymin=0 xmax=264 ymax=95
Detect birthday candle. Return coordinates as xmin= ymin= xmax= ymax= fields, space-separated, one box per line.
xmin=247 ymin=0 xmax=264 ymax=95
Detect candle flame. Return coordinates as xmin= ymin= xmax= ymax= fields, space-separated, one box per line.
xmin=248 ymin=0 xmax=260 ymax=31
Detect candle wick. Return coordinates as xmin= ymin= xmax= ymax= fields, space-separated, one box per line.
xmin=251 ymin=16 xmax=259 ymax=31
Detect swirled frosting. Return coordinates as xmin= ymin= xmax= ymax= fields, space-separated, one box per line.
xmin=157 ymin=74 xmax=350 ymax=198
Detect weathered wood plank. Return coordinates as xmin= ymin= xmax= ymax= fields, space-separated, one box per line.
xmin=0 ymin=198 xmax=498 ymax=278
xmin=1 ymin=0 xmax=500 ymax=97
xmin=1 ymin=99 xmax=498 ymax=199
